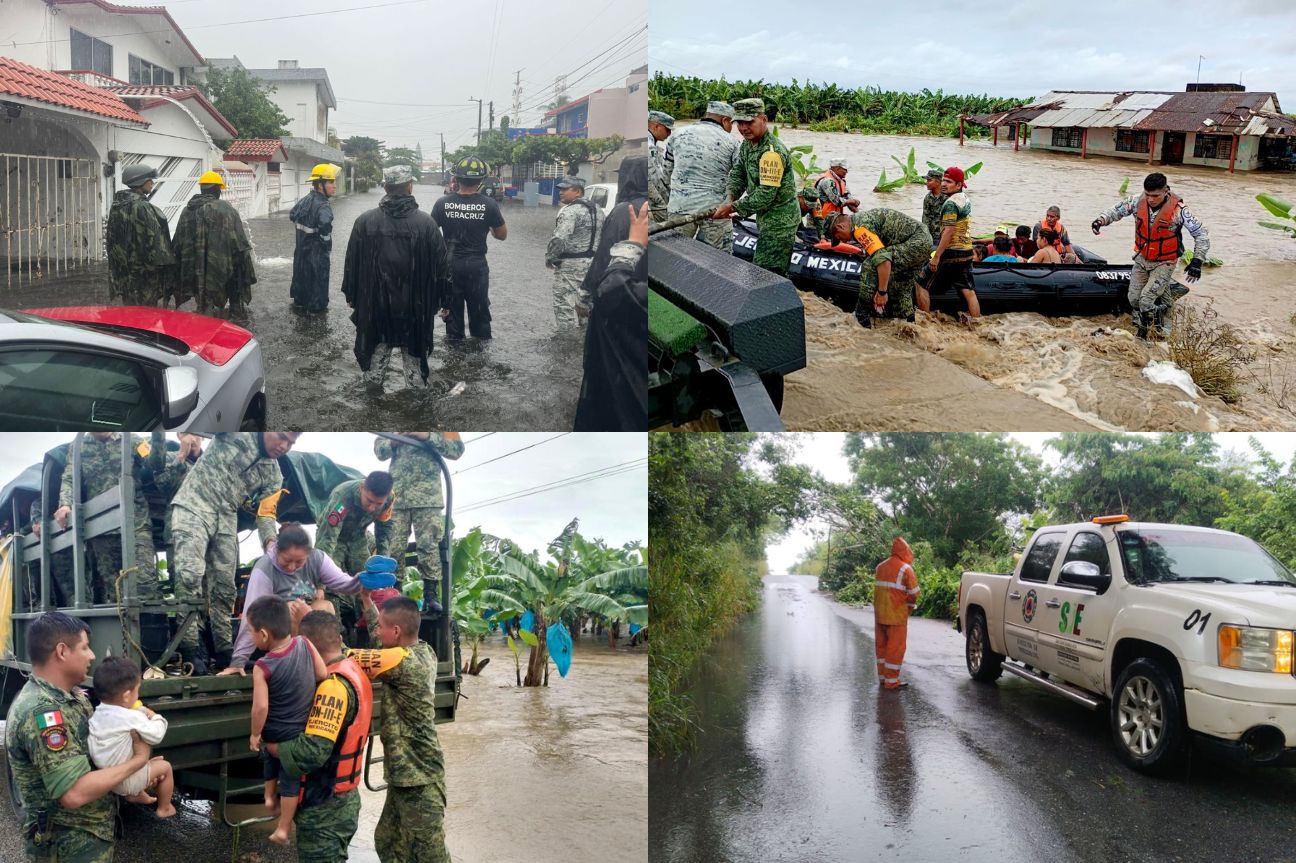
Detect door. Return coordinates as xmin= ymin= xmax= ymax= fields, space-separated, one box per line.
xmin=1004 ymin=530 xmax=1066 ymax=669
xmin=1035 ymin=531 xmax=1117 ymax=691
xmin=1162 ymin=132 xmax=1185 ymax=164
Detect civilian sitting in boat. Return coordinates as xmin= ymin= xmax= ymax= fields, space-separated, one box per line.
xmin=1033 ymin=206 xmax=1074 ymax=257
xmin=982 ymin=236 xmax=1023 ymax=263
xmin=1012 ymin=225 xmax=1038 ymax=259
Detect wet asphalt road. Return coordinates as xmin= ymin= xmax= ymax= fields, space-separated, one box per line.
xmin=649 ymin=575 xmax=1296 ymax=863
xmin=6 ymin=185 xmax=584 ymax=431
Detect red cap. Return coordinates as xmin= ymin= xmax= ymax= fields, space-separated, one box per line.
xmin=944 ymin=166 xmax=966 ymax=186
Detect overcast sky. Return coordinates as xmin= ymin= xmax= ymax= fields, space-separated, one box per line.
xmin=164 ymin=0 xmax=646 ymax=152
xmin=765 ymin=432 xmax=1296 ymax=573
xmin=651 ymin=0 xmax=1296 ymax=100
xmin=3 ymin=432 xmax=646 ymax=562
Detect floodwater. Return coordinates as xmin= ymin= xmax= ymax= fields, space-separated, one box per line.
xmin=0 ymin=637 xmax=648 ymax=863
xmin=772 ymin=130 xmax=1296 ymax=430
xmin=5 ymin=185 xmax=584 ymax=430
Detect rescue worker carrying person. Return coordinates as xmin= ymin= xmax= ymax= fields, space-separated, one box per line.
xmin=874 ymin=537 xmax=920 ymax=690
xmin=823 ymin=210 xmax=928 ymax=328
xmin=1092 ymin=172 xmax=1210 ymax=341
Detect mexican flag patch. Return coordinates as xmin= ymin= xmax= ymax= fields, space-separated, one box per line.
xmin=327 ymin=502 xmax=347 ymax=526
xmin=36 ymin=710 xmax=63 ymax=730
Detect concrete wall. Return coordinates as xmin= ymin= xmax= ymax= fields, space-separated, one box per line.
xmin=1030 ymin=126 xmax=1263 ymax=171
xmin=588 ymin=86 xmax=649 ymax=141
xmin=265 ymin=80 xmax=327 ymax=142
xmin=4 ymin=0 xmax=187 ymax=81
xmin=1183 ymin=132 xmax=1260 ymax=170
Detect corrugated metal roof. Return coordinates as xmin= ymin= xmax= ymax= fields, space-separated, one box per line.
xmin=1134 ymin=91 xmax=1282 ymax=134
xmin=978 ymin=89 xmax=1294 ymax=136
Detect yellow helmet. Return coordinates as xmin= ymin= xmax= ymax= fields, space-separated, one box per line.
xmin=198 ymin=170 xmax=225 ymax=188
xmin=308 ymin=163 xmax=341 ymax=182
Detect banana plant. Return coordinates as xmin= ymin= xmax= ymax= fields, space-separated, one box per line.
xmin=1258 ymin=192 xmax=1296 ymax=238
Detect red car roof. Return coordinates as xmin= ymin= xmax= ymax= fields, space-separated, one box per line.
xmin=26 ymin=306 xmax=253 ymax=367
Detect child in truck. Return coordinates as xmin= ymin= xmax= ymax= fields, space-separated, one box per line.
xmin=246 ymin=594 xmax=328 ymax=845
xmin=87 ymin=656 xmax=176 ymax=817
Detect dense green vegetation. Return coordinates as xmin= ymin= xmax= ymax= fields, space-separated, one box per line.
xmin=648 ymin=73 xmax=1026 ymax=137
xmin=798 ymin=433 xmax=1296 ymax=622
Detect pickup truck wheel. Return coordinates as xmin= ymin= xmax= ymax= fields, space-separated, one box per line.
xmin=966 ymin=611 xmax=1004 ymax=682
xmin=1111 ymin=658 xmax=1188 ymax=774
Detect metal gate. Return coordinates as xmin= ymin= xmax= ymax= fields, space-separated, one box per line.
xmin=1 ymin=153 xmax=100 ymax=290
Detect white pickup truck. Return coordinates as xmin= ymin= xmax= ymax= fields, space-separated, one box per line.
xmin=958 ymin=516 xmax=1296 ymax=773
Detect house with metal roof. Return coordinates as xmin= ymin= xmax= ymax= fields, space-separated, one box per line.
xmin=968 ymin=85 xmax=1294 ymax=172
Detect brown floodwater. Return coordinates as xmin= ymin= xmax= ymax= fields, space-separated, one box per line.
xmin=772 ymin=130 xmax=1296 ymax=430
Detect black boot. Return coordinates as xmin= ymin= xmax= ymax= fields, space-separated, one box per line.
xmin=854 ymin=307 xmax=874 ymax=328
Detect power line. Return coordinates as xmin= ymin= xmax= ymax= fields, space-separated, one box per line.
xmin=513 ymin=27 xmax=646 ymax=123
xmin=457 ymin=459 xmax=647 ymax=514
xmin=463 ymin=433 xmax=497 ymax=443
xmin=453 ymin=433 xmax=572 ymax=475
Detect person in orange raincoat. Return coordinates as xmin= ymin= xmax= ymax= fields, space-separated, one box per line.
xmin=874 ymin=537 xmax=920 ymax=689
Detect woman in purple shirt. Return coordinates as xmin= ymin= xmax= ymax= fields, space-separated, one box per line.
xmin=218 ymin=523 xmax=362 ymax=675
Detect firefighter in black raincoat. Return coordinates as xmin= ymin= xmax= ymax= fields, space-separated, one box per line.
xmin=289 ymin=163 xmax=338 ymax=313
xmin=341 ymin=165 xmax=452 ymax=390
xmin=171 ymin=171 xmax=257 ymax=320
xmin=573 ymin=155 xmax=648 ymax=431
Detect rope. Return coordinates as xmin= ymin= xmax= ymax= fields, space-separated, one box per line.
xmin=113 ymin=565 xmax=193 ymax=677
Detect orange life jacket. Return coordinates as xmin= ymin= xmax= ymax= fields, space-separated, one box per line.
xmin=813 ymin=170 xmax=848 ymax=218
xmin=330 ymin=658 xmax=373 ymax=794
xmin=1037 ymin=217 xmax=1067 ymax=252
xmin=1134 ymin=193 xmax=1182 ymax=262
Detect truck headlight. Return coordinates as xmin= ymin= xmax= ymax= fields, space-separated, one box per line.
xmin=1218 ymin=625 xmax=1294 ymax=673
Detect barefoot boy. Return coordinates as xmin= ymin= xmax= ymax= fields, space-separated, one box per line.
xmin=87 ymin=656 xmax=175 ymax=817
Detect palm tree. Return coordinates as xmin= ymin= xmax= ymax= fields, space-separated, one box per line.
xmin=485 ymin=519 xmax=647 ymax=686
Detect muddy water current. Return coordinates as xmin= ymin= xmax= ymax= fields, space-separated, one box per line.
xmin=773 ymin=130 xmax=1296 ymax=430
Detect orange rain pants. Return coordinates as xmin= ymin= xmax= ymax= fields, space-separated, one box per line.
xmin=876 ymin=621 xmax=909 ymax=689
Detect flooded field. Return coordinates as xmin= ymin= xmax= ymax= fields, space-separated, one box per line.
xmin=774 ymin=131 xmax=1296 ymax=430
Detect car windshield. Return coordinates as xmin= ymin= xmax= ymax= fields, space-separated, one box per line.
xmin=1117 ymin=528 xmax=1295 ymax=586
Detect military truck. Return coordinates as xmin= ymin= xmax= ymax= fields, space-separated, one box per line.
xmin=0 ymin=432 xmax=458 ymax=826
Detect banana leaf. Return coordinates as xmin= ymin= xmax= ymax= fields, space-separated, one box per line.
xmin=1257 ymin=193 xmax=1296 ymax=220
xmin=1259 ymin=220 xmax=1296 ymax=235
xmin=873 ymin=167 xmax=906 ymax=192
xmin=966 ymin=162 xmax=984 ymax=176
xmin=1119 ymin=176 xmax=1130 ymax=196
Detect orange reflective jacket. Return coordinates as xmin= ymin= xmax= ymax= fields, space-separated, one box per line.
xmin=328 ymin=658 xmax=374 ymax=794
xmin=1135 ymin=193 xmax=1182 ymax=262
xmin=813 ymin=170 xmax=848 ymax=218
xmin=874 ymin=537 xmax=919 ymax=626
xmin=1038 ymin=217 xmax=1067 ymax=252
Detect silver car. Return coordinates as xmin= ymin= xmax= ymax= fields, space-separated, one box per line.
xmin=0 ymin=306 xmax=266 ymax=431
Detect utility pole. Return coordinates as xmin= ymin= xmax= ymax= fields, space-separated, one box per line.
xmin=469 ymin=96 xmax=483 ymax=144
xmin=488 ymin=100 xmax=494 ymax=131
xmin=439 ymin=133 xmax=445 ymax=171
xmin=1197 ymin=55 xmax=1205 ymax=84
xmin=512 ymin=69 xmax=523 ymax=130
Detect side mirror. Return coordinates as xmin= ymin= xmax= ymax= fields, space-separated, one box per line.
xmin=162 ymin=366 xmax=199 ymax=427
xmin=1059 ymin=560 xmax=1111 ymax=593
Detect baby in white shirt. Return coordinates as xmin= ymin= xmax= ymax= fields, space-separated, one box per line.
xmin=87 ymin=656 xmax=175 ymax=817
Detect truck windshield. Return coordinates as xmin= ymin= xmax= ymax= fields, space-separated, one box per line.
xmin=1117 ymin=528 xmax=1295 ymax=586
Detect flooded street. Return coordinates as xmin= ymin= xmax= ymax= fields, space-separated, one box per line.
xmin=649 ymin=575 xmax=1296 ymax=862
xmin=5 ymin=185 xmax=584 ymax=430
xmin=0 ymin=637 xmax=647 ymax=863
xmin=772 ymin=131 xmax=1296 ymax=430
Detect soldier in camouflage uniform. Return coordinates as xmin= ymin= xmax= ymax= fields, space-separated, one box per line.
xmin=29 ymin=489 xmax=76 ymax=609
xmin=170 ymin=432 xmax=297 ymax=672
xmin=921 ymin=169 xmax=946 ymax=246
xmin=825 ymin=209 xmax=929 ymax=326
xmin=647 ymin=109 xmax=674 ymax=223
xmin=272 ymin=612 xmax=372 ymax=863
xmin=663 ymin=101 xmax=739 ymax=251
xmin=105 ymin=164 xmax=174 ymax=306
xmin=313 ymin=471 xmax=395 ymax=643
xmin=6 ymin=612 xmax=154 ymax=862
xmin=171 ymin=172 xmax=258 ymax=320
xmin=545 ymin=176 xmax=604 ymax=328
xmin=353 ymin=593 xmax=450 ymax=863
xmin=712 ymin=98 xmax=800 ymax=276
xmin=53 ymin=433 xmax=167 ymax=604
xmin=373 ymin=433 xmax=464 ymax=582
xmin=799 ymin=183 xmax=823 ymax=238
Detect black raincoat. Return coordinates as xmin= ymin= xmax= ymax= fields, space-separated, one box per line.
xmin=341 ymin=193 xmax=450 ymax=377
xmin=288 ymin=189 xmax=334 ymax=311
xmin=574 ymin=155 xmax=648 ymax=431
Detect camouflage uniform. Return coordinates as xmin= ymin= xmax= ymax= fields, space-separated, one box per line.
xmin=663 ymin=117 xmax=739 ymax=251
xmin=846 ymin=209 xmax=930 ymax=322
xmin=314 ymin=478 xmax=394 ymax=640
xmin=800 ymin=185 xmax=823 ymax=239
xmin=373 ymin=434 xmax=464 ymax=588
xmin=5 ymin=674 xmax=116 ymax=862
xmin=277 ymin=658 xmax=369 ymax=863
xmin=648 ymin=110 xmax=674 ymax=223
xmin=350 ymin=631 xmax=449 ymax=863
xmin=922 ymin=191 xmax=947 ymax=246
xmin=546 ymin=196 xmax=604 ymax=328
xmin=105 ymin=189 xmax=174 ymax=306
xmin=728 ymin=106 xmax=799 ymax=276
xmin=169 ymin=433 xmax=281 ymax=663
xmin=58 ymin=434 xmax=165 ymax=603
xmin=171 ymin=191 xmax=258 ymax=318
xmin=28 ymin=498 xmax=76 ymax=610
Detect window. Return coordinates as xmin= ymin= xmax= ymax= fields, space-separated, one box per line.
xmin=587 ymin=186 xmax=608 ymax=208
xmin=1051 ymin=127 xmax=1083 ymax=148
xmin=1193 ymin=134 xmax=1233 ymax=160
xmin=1061 ymin=532 xmax=1111 ymax=575
xmin=1115 ymin=129 xmax=1150 ymax=153
xmin=70 ymin=28 xmax=112 ymax=78
xmin=129 ymin=55 xmax=174 ymax=85
xmin=1019 ymin=532 xmax=1064 ymax=583
xmin=0 ymin=348 xmax=162 ymax=430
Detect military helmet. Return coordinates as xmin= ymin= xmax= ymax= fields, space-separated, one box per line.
xmin=121 ymin=164 xmax=158 ymax=188
xmin=308 ymin=163 xmax=341 ymax=182
xmin=452 ymin=156 xmax=489 ymax=179
xmin=198 ymin=170 xmax=226 ymax=188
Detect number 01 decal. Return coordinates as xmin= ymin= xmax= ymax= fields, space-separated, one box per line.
xmin=1183 ymin=609 xmax=1212 ymax=635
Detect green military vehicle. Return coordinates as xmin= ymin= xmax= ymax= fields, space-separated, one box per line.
xmin=0 ymin=432 xmax=458 ymax=826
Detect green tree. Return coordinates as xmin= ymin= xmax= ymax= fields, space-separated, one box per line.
xmin=342 ymin=136 xmax=385 ymax=183
xmin=201 ymin=67 xmax=289 ymax=141
xmin=384 ymin=146 xmax=422 ymax=180
xmin=1215 ymin=439 xmax=1296 ymax=567
xmin=844 ymin=433 xmax=1044 ymax=567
